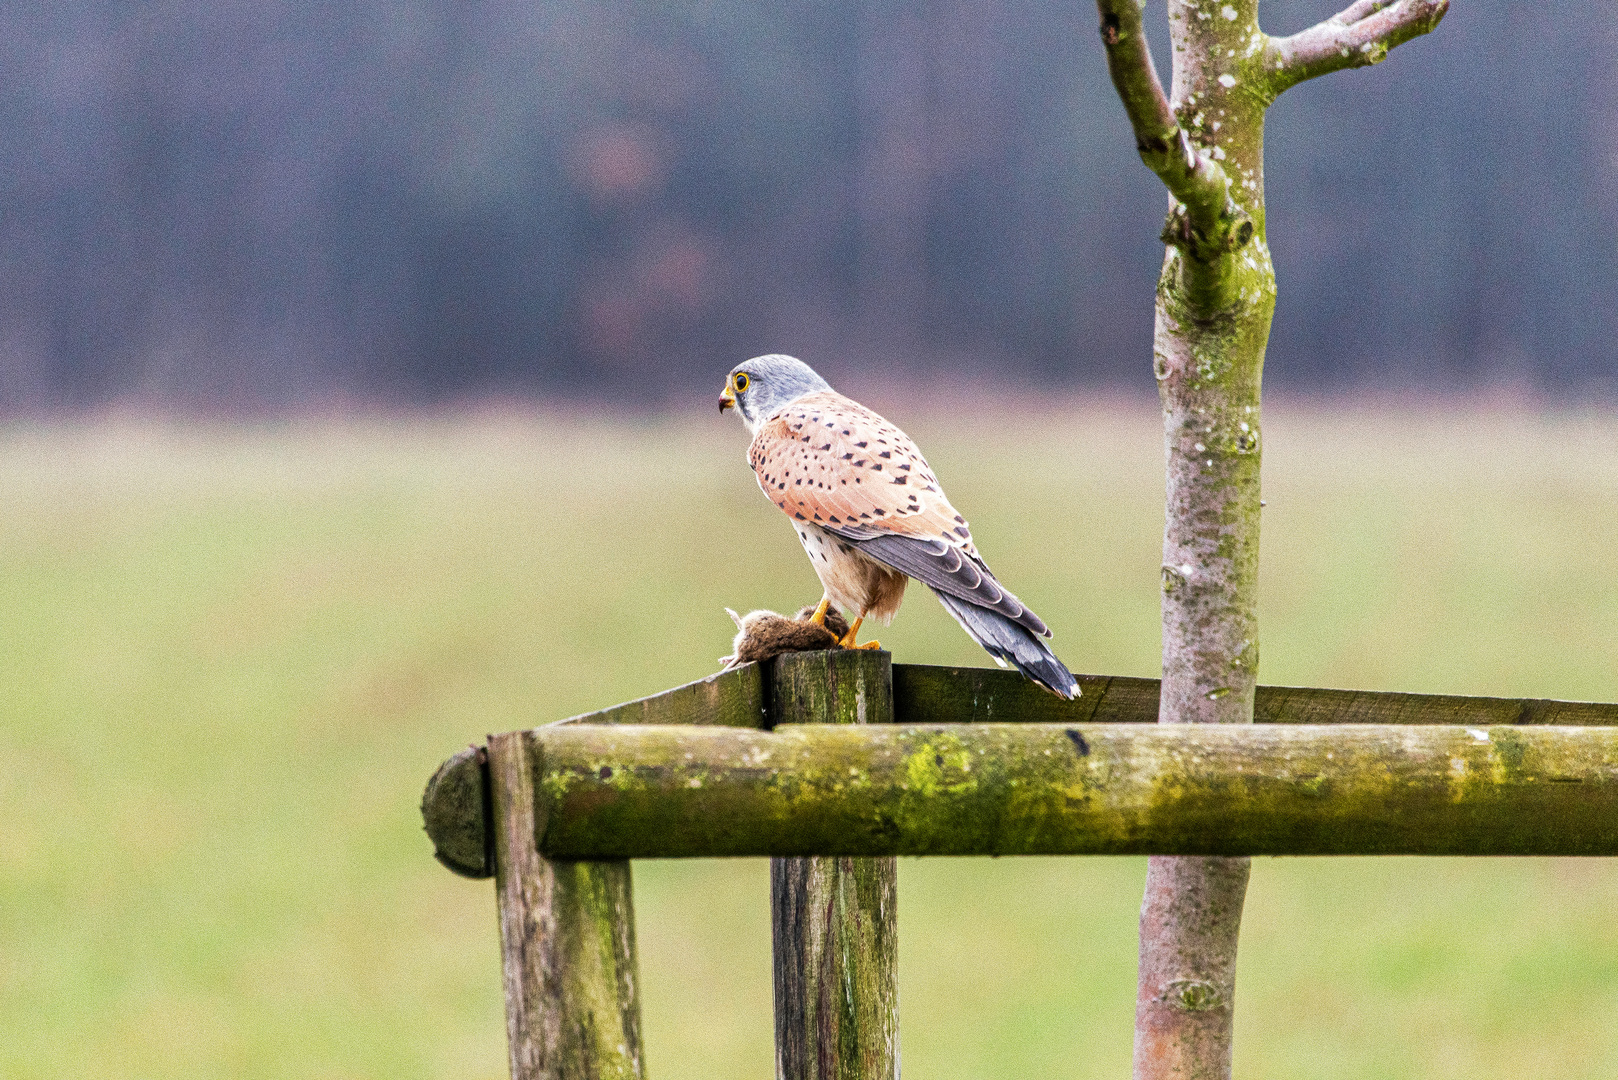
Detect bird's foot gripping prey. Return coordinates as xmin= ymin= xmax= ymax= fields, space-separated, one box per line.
xmin=807 ymin=596 xmax=880 ymax=651
xmin=719 ymin=354 xmax=1080 ymax=699
xmin=720 ymin=604 xmax=851 ymax=668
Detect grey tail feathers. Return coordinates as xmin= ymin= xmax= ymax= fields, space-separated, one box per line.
xmin=933 ymin=590 xmax=1080 ymax=699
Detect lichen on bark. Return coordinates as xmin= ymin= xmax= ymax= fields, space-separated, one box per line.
xmin=1094 ymin=0 xmax=1446 ymax=1076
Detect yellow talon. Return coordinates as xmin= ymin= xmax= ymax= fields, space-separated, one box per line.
xmin=809 ymin=598 xmax=831 ymax=627
xmin=837 ymin=615 xmax=879 ymax=651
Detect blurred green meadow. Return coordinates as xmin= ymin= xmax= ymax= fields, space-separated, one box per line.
xmin=6 ymin=399 xmax=1618 ymax=1080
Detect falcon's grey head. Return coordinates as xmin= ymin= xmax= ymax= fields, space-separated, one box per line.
xmin=718 ymin=354 xmax=833 ymax=434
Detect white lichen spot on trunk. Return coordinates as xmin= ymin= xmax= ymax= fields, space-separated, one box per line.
xmin=1095 ymin=0 xmax=1445 ymax=1076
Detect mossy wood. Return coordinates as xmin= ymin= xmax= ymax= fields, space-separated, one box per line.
xmin=488 ymin=731 xmax=646 ymax=1080
xmin=531 ymin=657 xmax=1618 ymax=731
xmin=1093 ymin=0 xmax=1447 ymax=1069
xmin=424 ymin=658 xmax=1618 ymax=877
xmin=527 ymin=722 xmax=1618 ymax=858
xmin=552 ymin=662 xmax=768 ymax=728
xmin=770 ymin=650 xmax=899 ymax=1080
xmin=422 ymin=744 xmax=492 ymax=878
xmin=891 ymin=666 xmax=1618 ymax=728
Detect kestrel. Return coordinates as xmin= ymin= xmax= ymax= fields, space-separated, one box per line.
xmin=719 ymin=354 xmax=1079 ymax=698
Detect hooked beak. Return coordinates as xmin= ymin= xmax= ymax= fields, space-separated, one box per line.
xmin=718 ymin=382 xmax=736 ymax=413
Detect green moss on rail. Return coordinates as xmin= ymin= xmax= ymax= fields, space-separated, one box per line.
xmin=527 ymin=723 xmax=1618 ymax=859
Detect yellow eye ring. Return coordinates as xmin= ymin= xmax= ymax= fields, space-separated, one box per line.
xmin=733 ymin=372 xmax=751 ymax=392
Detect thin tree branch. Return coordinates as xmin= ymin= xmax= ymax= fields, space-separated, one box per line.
xmin=1095 ymin=0 xmax=1253 ymax=263
xmin=1268 ymin=0 xmax=1448 ymax=95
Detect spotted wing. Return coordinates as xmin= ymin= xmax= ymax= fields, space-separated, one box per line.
xmin=747 ymin=389 xmax=1049 ymax=638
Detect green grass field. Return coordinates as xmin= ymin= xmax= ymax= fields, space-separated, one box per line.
xmin=6 ymin=400 xmax=1618 ymax=1079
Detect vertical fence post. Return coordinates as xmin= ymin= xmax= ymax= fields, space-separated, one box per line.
xmin=487 ymin=730 xmax=646 ymax=1080
xmin=770 ymin=650 xmax=900 ymax=1080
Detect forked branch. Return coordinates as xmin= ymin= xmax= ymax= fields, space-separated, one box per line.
xmin=1095 ymin=0 xmax=1253 ymax=262
xmin=1268 ymin=0 xmax=1449 ymax=94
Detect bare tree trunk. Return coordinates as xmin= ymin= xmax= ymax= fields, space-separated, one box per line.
xmin=1092 ymin=1 xmax=1448 ymax=1076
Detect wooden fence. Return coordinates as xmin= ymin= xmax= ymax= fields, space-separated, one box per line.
xmin=422 ymin=649 xmax=1618 ymax=1080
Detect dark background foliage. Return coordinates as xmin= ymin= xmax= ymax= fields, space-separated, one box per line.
xmin=1 ymin=0 xmax=1612 ymax=408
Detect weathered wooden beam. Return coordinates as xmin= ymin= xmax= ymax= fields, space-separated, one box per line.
xmin=488 ymin=731 xmax=646 ymax=1080
xmin=895 ymin=666 xmax=1157 ymax=724
xmin=893 ymin=664 xmax=1618 ymax=728
xmin=1253 ymin=683 xmax=1618 ymax=726
xmin=540 ymin=660 xmax=1146 ymax=729
xmin=529 ymin=722 xmax=1618 ymax=858
xmin=422 ymin=745 xmax=491 ymax=878
xmin=528 ymin=657 xmax=1618 ymax=731
xmin=770 ymin=650 xmax=899 ymax=1080
xmin=425 ymin=664 xmax=766 ymax=879
xmin=422 ymin=660 xmax=1618 ymax=874
xmin=553 ymin=663 xmax=767 ymax=728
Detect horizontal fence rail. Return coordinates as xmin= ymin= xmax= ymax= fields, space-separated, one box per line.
xmin=424 ymin=652 xmax=1618 ymax=1080
xmin=424 ymin=660 xmax=1618 ymax=876
xmin=526 ymin=722 xmax=1618 ymax=858
xmin=550 ymin=661 xmax=1618 ymax=730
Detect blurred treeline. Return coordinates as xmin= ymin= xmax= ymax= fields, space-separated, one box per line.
xmin=2 ymin=0 xmax=1613 ymax=408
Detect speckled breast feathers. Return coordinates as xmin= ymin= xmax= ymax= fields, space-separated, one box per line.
xmin=746 ymin=390 xmax=1046 ymax=636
